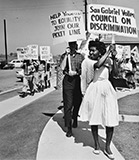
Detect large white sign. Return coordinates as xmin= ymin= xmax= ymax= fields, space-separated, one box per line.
xmin=88 ymin=4 xmax=138 ymax=37
xmin=40 ymin=46 xmax=51 ymax=60
xmin=26 ymin=45 xmax=38 ymax=60
xmin=17 ymin=47 xmax=29 ymax=60
xmin=49 ymin=10 xmax=86 ymax=44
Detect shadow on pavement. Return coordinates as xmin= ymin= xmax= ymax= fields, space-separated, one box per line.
xmin=42 ymin=112 xmax=56 ymax=117
xmin=52 ymin=112 xmax=106 ymax=151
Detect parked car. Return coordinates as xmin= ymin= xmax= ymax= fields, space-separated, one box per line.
xmin=9 ymin=59 xmax=23 ymax=68
xmin=3 ymin=63 xmax=15 ymax=69
xmin=0 ymin=60 xmax=7 ymax=69
xmin=16 ymin=69 xmax=24 ymax=81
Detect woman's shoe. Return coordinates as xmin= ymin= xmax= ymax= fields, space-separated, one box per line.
xmin=104 ymin=150 xmax=114 ymax=159
xmin=93 ymin=149 xmax=100 ymax=155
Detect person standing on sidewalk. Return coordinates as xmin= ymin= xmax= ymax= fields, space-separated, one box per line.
xmin=45 ymin=61 xmax=51 ymax=88
xmin=20 ymin=59 xmax=35 ymax=97
xmin=38 ymin=60 xmax=45 ymax=92
xmin=60 ymin=41 xmax=84 ymax=137
xmin=79 ymin=41 xmax=119 ymax=159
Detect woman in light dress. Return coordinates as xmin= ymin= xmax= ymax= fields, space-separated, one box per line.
xmin=79 ymin=40 xmax=119 ymax=159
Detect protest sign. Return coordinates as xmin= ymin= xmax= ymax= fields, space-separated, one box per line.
xmin=40 ymin=46 xmax=51 ymax=60
xmin=88 ymin=4 xmax=138 ymax=37
xmin=115 ymin=45 xmax=124 ymax=59
xmin=116 ymin=45 xmax=131 ymax=59
xmin=122 ymin=45 xmax=131 ymax=58
xmin=25 ymin=45 xmax=38 ymax=60
xmin=17 ymin=47 xmax=30 ymax=60
xmin=49 ymin=10 xmax=86 ymax=44
xmin=17 ymin=47 xmax=25 ymax=60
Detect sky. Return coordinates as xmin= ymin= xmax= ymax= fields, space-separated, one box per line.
xmin=0 ymin=0 xmax=139 ymax=56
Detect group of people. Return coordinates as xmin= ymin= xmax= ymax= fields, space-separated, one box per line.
xmin=120 ymin=56 xmax=136 ymax=87
xmin=19 ymin=59 xmax=51 ymax=98
xmin=59 ymin=40 xmax=119 ymax=159
xmin=108 ymin=47 xmax=137 ymax=89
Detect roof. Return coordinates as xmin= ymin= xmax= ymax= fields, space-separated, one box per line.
xmin=102 ymin=31 xmax=139 ymax=44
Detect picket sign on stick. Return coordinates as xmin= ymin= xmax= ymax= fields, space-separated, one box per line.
xmin=49 ymin=10 xmax=86 ymax=45
xmin=66 ymin=41 xmax=72 ymax=72
xmin=68 ymin=54 xmax=72 ymax=72
xmin=87 ymin=4 xmax=138 ymax=38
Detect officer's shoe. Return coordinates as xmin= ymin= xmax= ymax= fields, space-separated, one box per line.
xmin=66 ymin=129 xmax=72 ymax=137
xmin=66 ymin=125 xmax=72 ymax=137
xmin=72 ymin=118 xmax=78 ymax=128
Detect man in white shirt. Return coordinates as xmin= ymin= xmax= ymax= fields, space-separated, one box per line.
xmin=81 ymin=55 xmax=97 ymax=95
xmin=81 ymin=40 xmax=101 ymax=95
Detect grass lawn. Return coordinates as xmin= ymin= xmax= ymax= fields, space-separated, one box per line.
xmin=118 ymin=92 xmax=139 ymax=115
xmin=113 ymin=92 xmax=139 ymax=160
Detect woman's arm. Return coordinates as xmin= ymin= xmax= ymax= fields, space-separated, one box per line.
xmin=94 ymin=44 xmax=114 ymax=69
xmin=104 ymin=58 xmax=113 ymax=72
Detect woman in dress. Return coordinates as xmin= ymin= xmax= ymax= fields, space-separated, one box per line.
xmin=79 ymin=40 xmax=119 ymax=159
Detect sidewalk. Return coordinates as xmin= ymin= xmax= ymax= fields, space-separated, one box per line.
xmin=1 ymin=85 xmax=139 ymax=160
xmin=0 ymin=87 xmax=55 ymax=119
xmin=37 ymin=109 xmax=124 ymax=160
xmin=37 ymin=88 xmax=139 ymax=160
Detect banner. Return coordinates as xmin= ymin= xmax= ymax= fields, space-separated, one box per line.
xmin=49 ymin=10 xmax=86 ymax=44
xmin=88 ymin=4 xmax=138 ymax=37
xmin=40 ymin=46 xmax=51 ymax=60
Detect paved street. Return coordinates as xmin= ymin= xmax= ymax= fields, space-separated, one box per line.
xmin=0 ymin=69 xmax=22 ymax=93
xmin=0 ymin=85 xmax=61 ymax=160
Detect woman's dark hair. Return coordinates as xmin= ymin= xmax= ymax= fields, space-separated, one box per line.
xmin=88 ymin=39 xmax=106 ymax=55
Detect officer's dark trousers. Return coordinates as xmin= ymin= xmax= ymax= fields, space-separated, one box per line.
xmin=63 ymin=75 xmax=82 ymax=128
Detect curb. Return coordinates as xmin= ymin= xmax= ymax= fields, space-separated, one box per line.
xmin=0 ymin=86 xmax=22 ymax=95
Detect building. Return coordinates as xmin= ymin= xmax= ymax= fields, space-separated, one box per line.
xmin=102 ymin=31 xmax=139 ymax=51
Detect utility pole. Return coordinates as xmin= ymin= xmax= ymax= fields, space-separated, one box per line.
xmin=4 ymin=19 xmax=8 ymax=63
xmin=84 ymin=0 xmax=88 ymax=32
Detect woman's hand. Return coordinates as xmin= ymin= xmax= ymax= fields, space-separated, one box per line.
xmin=108 ymin=44 xmax=116 ymax=54
xmin=69 ymin=70 xmax=77 ymax=76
